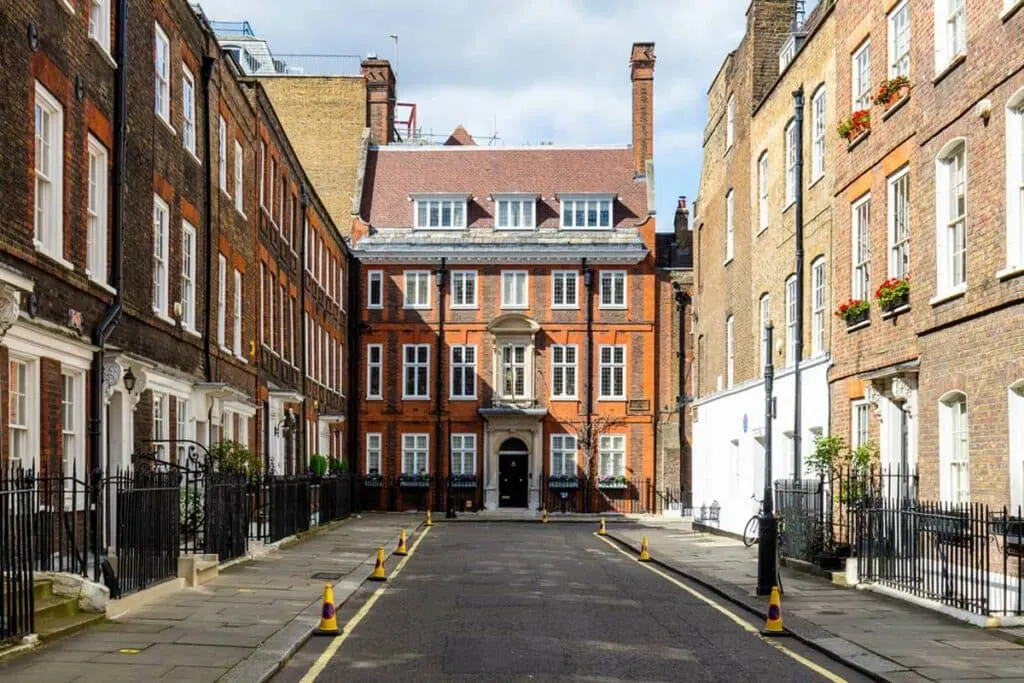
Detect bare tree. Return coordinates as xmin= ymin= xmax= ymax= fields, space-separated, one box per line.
xmin=573 ymin=414 xmax=627 ymax=480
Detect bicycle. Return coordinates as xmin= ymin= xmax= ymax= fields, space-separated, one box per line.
xmin=742 ymin=496 xmax=785 ymax=594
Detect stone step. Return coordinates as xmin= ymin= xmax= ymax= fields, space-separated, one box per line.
xmin=33 ymin=594 xmax=80 ymax=622
xmin=34 ymin=609 xmax=106 ymax=643
xmin=33 ymin=580 xmax=53 ymax=603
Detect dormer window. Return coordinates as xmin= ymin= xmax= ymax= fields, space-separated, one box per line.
xmin=412 ymin=193 xmax=468 ymax=229
xmin=492 ymin=193 xmax=538 ymax=230
xmin=779 ymin=35 xmax=797 ymax=73
xmin=559 ymin=194 xmax=614 ymax=229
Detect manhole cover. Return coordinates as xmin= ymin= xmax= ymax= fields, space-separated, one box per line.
xmin=311 ymin=572 xmax=342 ymax=580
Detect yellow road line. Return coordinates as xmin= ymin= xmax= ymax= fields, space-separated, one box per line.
xmin=594 ymin=533 xmax=847 ymax=683
xmin=299 ymin=526 xmax=432 ymax=683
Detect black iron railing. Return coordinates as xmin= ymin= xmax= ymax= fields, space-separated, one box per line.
xmin=111 ymin=469 xmax=180 ymax=596
xmin=1 ymin=470 xmax=36 ymax=644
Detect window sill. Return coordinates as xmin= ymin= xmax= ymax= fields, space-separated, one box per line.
xmin=928 ymin=284 xmax=967 ymax=307
xmin=157 ymin=115 xmax=176 ymax=137
xmin=35 ymin=244 xmax=74 ymax=271
xmin=550 ymin=305 xmax=579 ymax=311
xmin=501 ymin=305 xmax=529 ymax=311
xmin=1003 ymin=0 xmax=1024 ymax=20
xmin=366 ymin=395 xmax=383 ymax=401
xmin=89 ymin=278 xmax=116 ymax=294
xmin=401 ymin=396 xmax=430 ymax=401
xmin=367 ymin=305 xmax=383 ymax=311
xmin=218 ymin=345 xmax=232 ymax=354
xmin=808 ymin=174 xmax=824 ymax=190
xmin=494 ymin=226 xmax=537 ymax=232
xmin=599 ymin=305 xmax=628 ymax=311
xmin=845 ymin=320 xmax=870 ymax=333
xmin=550 ymin=396 xmax=579 ymax=402
xmin=880 ymin=93 xmax=910 ymax=121
xmin=89 ymin=38 xmax=117 ymax=68
xmin=723 ymin=257 xmax=734 ymax=267
xmin=57 ymin=0 xmax=75 ymax=14
xmin=236 ymin=209 xmax=247 ymax=221
xmin=449 ymin=396 xmax=478 ymax=402
xmin=450 ymin=305 xmax=479 ymax=311
xmin=597 ymin=397 xmax=627 ymax=402
xmin=186 ymin=148 xmax=202 ymax=166
xmin=183 ymin=327 xmax=202 ymax=338
xmin=783 ymin=199 xmax=796 ymax=213
xmin=756 ymin=226 xmax=768 ymax=237
xmin=403 ymin=305 xmax=431 ymax=311
xmin=234 ymin=354 xmax=248 ymax=364
xmin=880 ymin=304 xmax=911 ymax=320
xmin=154 ymin=311 xmax=176 ymax=327
xmin=933 ymin=54 xmax=966 ymax=86
xmin=996 ymin=265 xmax=1024 ymax=281
xmin=846 ymin=129 xmax=870 ymax=151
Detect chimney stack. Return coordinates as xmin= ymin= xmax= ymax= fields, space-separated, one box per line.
xmin=361 ymin=55 xmax=396 ymax=145
xmin=630 ymin=42 xmax=656 ymax=178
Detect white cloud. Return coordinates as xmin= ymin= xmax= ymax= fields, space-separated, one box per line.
xmin=196 ymin=0 xmax=750 ymax=228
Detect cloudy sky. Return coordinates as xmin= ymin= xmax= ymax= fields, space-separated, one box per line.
xmin=197 ymin=0 xmax=759 ymax=230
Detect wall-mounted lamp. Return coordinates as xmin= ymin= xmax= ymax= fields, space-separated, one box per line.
xmin=976 ymin=98 xmax=992 ymax=124
xmin=123 ymin=367 xmax=137 ymax=394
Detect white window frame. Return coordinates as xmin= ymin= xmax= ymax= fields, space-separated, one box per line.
xmin=852 ymin=40 xmax=872 ymax=111
xmin=152 ymin=391 xmax=168 ymax=459
xmin=851 ymin=400 xmax=870 ymax=448
xmin=758 ymin=152 xmax=769 ymax=232
xmin=449 ymin=345 xmax=477 ymax=400
xmin=726 ymin=94 xmax=735 ymax=150
xmin=278 ymin=283 xmax=286 ymax=354
xmin=598 ymin=434 xmax=626 ymax=478
xmin=7 ymin=358 xmax=38 ymax=472
xmin=60 ymin=371 xmax=86 ymax=480
xmin=725 ymin=315 xmax=735 ymax=388
xmin=88 ymin=0 xmax=111 ymax=53
xmin=785 ymin=120 xmax=797 ymax=207
xmin=560 ymin=195 xmax=614 ymax=229
xmin=413 ymin=196 xmax=467 ymax=230
xmin=366 ymin=433 xmax=382 ymax=474
xmin=402 ymin=344 xmax=430 ymax=400
xmin=939 ymin=392 xmax=969 ymax=504
xmin=154 ymin=22 xmax=170 ymax=125
xmin=289 ymin=295 xmax=296 ymax=366
xmin=785 ymin=275 xmax=798 ymax=366
xmin=401 ymin=433 xmax=429 ymax=474
xmin=500 ymin=344 xmax=528 ymax=399
xmin=233 ymin=140 xmax=244 ymax=215
xmin=403 ymin=270 xmax=430 ymax=309
xmin=934 ymin=0 xmax=966 ymax=72
xmin=181 ymin=221 xmax=196 ymax=331
xmin=218 ymin=115 xmax=227 ymax=192
xmin=269 ymin=157 xmax=277 ymax=223
xmin=494 ymin=195 xmax=537 ymax=230
xmin=182 ymin=65 xmax=196 ymax=155
xmin=935 ymin=139 xmax=967 ymax=296
xmin=725 ymin=189 xmax=735 ymax=262
xmin=759 ymin=294 xmax=770 ymax=371
xmin=217 ymin=254 xmax=227 ymax=348
xmin=501 ymin=270 xmax=529 ymax=309
xmin=852 ymin=194 xmax=871 ymax=301
xmin=233 ymin=269 xmax=243 ymax=358
xmin=450 ymin=434 xmax=477 ymax=475
xmin=811 ymin=258 xmax=826 ymax=356
xmin=175 ymin=397 xmax=191 ymax=463
xmin=1005 ymin=92 xmax=1024 ymax=272
xmin=1009 ymin=381 xmax=1024 ymax=511
xmin=258 ymin=140 xmax=266 ymax=209
xmin=86 ymin=135 xmax=108 ymax=283
xmin=550 ymin=344 xmax=578 ymax=400
xmin=551 ymin=271 xmax=578 ymax=308
xmin=550 ymin=434 xmax=578 ymax=477
xmin=887 ymin=0 xmax=910 ymax=79
xmin=367 ymin=270 xmax=383 ymax=309
xmin=887 ymin=166 xmax=911 ymax=279
xmin=451 ymin=270 xmax=478 ymax=309
xmin=811 ymin=87 xmax=825 ymax=182
xmin=152 ymin=195 xmax=170 ymax=317
xmin=599 ymin=345 xmax=626 ymax=400
xmin=34 ymin=82 xmax=65 ymax=264
xmin=599 ymin=271 xmax=627 ymax=309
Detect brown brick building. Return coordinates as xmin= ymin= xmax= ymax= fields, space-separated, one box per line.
xmin=348 ymin=43 xmax=662 ymax=513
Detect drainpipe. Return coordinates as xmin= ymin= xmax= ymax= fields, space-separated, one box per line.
xmin=200 ymin=56 xmax=215 ymax=381
xmin=299 ymin=186 xmax=309 ymax=474
xmin=582 ymin=259 xmax=594 ymax=512
xmin=90 ymin=0 xmax=127 ymax=555
xmin=347 ymin=254 xmax=361 ymax=508
xmin=792 ymin=86 xmax=805 ymax=481
xmin=434 ymin=258 xmax=447 ymax=515
xmin=674 ymin=285 xmax=690 ymax=498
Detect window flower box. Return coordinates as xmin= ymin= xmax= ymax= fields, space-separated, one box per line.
xmin=838 ymin=109 xmax=871 ymax=143
xmin=598 ymin=476 xmax=628 ymax=490
xmin=835 ymin=299 xmax=870 ymax=327
xmin=876 ymin=276 xmax=910 ymax=313
xmin=873 ymin=76 xmax=910 ymax=109
xmin=450 ymin=474 xmax=477 ymax=489
xmin=399 ymin=472 xmax=431 ymax=488
xmin=363 ymin=473 xmax=383 ymax=488
xmin=548 ymin=475 xmax=579 ymax=489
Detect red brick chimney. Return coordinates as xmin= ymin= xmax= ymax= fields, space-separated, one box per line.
xmin=360 ymin=54 xmax=396 ymax=145
xmin=630 ymin=42 xmax=656 ymax=178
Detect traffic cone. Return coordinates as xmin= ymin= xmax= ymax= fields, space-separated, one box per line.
xmin=313 ymin=583 xmax=339 ymax=635
xmin=598 ymin=516 xmax=607 ymax=536
xmin=369 ymin=546 xmax=387 ymax=581
xmin=761 ymin=585 xmax=789 ymax=636
xmin=639 ymin=535 xmax=651 ymax=562
xmin=395 ymin=529 xmax=408 ymax=556
xmin=541 ymin=509 xmax=549 ymax=524
xmin=425 ymin=509 xmax=433 ymax=527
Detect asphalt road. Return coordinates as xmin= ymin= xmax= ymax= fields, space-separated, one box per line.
xmin=275 ymin=523 xmax=872 ymax=683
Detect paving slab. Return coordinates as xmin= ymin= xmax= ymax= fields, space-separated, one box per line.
xmin=0 ymin=514 xmax=417 ymax=683
xmin=610 ymin=523 xmax=1024 ymax=682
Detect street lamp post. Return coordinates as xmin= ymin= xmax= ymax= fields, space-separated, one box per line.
xmin=756 ymin=322 xmax=779 ymax=596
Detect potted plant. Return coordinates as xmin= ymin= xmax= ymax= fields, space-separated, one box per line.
xmin=873 ymin=75 xmax=910 ymax=108
xmin=835 ymin=298 xmax=870 ymax=327
xmin=548 ymin=474 xmax=579 ymax=489
xmin=597 ymin=474 xmax=628 ymax=489
xmin=328 ymin=458 xmax=348 ymax=475
xmin=450 ymin=473 xmax=477 ymax=488
xmin=838 ymin=109 xmax=871 ymax=142
xmin=875 ymin=276 xmax=910 ymax=312
xmin=308 ymin=453 xmax=328 ymax=477
xmin=399 ymin=470 xmax=431 ymax=488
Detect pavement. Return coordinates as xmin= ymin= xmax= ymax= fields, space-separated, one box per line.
xmin=605 ymin=521 xmax=1024 ymax=682
xmin=0 ymin=513 xmax=419 ymax=683
xmin=275 ymin=522 xmax=870 ymax=682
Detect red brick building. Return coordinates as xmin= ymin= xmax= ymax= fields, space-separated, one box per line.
xmin=349 ymin=43 xmax=661 ymax=513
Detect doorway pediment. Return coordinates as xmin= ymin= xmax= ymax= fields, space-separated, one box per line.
xmin=487 ymin=313 xmax=540 ymax=336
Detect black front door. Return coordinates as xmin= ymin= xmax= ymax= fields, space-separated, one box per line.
xmin=499 ymin=453 xmax=528 ymax=508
